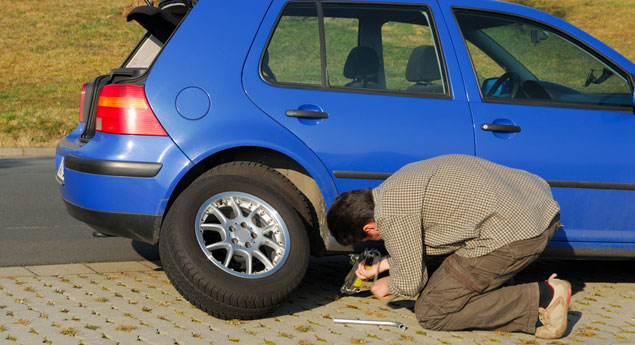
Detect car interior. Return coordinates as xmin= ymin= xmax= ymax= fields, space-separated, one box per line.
xmin=262 ymin=3 xmax=447 ymax=95
xmin=454 ymin=9 xmax=632 ymax=108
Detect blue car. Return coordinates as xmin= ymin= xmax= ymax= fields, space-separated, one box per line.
xmin=56 ymin=0 xmax=635 ymax=319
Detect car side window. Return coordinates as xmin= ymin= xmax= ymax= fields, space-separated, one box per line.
xmin=454 ymin=9 xmax=633 ymax=109
xmin=264 ymin=3 xmax=448 ymax=96
xmin=264 ymin=4 xmax=321 ymax=85
xmin=323 ymin=16 xmax=360 ymax=88
xmin=465 ymin=41 xmax=505 ymax=92
xmin=382 ymin=20 xmax=444 ymax=92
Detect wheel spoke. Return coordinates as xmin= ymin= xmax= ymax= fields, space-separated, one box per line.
xmin=247 ymin=205 xmax=263 ymax=220
xmin=245 ymin=252 xmax=254 ymax=274
xmin=208 ymin=206 xmax=227 ymax=224
xmin=223 ymin=246 xmax=235 ymax=267
xmin=253 ymin=250 xmax=274 ymax=270
xmin=261 ymin=223 xmax=277 ymax=235
xmin=261 ymin=238 xmax=283 ymax=252
xmin=228 ymin=197 xmax=243 ymax=218
xmin=200 ymin=223 xmax=225 ymax=233
xmin=206 ymin=242 xmax=229 ymax=252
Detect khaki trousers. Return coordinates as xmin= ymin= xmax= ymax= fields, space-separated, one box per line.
xmin=414 ymin=214 xmax=561 ymax=333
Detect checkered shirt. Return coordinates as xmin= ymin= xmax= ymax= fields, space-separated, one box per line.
xmin=372 ymin=154 xmax=560 ymax=297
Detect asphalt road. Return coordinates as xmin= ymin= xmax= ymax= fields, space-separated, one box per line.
xmin=0 ymin=157 xmax=159 ymax=267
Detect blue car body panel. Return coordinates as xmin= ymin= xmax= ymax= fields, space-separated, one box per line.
xmin=243 ymin=0 xmax=475 ymax=196
xmin=56 ymin=0 xmax=635 ymax=256
xmin=145 ymin=0 xmax=340 ymax=205
xmin=437 ymin=0 xmax=635 ymax=250
xmin=57 ymin=133 xmax=191 ymax=215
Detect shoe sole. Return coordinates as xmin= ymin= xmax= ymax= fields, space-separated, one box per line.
xmin=554 ymin=279 xmax=572 ymax=337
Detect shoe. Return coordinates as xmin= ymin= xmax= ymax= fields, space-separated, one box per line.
xmin=535 ymin=273 xmax=571 ymax=339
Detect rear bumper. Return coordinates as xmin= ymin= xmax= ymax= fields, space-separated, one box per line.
xmin=56 ymin=132 xmax=192 ymax=242
xmin=64 ymin=199 xmax=162 ymax=244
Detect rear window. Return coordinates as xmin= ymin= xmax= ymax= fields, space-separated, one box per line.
xmin=121 ymin=1 xmax=196 ymax=69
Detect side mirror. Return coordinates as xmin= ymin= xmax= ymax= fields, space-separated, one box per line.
xmin=481 ymin=77 xmax=511 ymax=97
xmin=531 ymin=30 xmax=549 ymax=44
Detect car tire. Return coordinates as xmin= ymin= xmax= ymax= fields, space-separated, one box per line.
xmin=159 ymin=162 xmax=311 ymax=319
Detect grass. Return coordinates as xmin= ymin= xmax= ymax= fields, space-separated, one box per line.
xmin=0 ymin=0 xmax=633 ymax=147
xmin=0 ymin=0 xmax=145 ymax=147
xmin=508 ymin=0 xmax=635 ymax=62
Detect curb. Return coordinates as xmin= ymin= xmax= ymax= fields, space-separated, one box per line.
xmin=0 ymin=260 xmax=161 ymax=278
xmin=0 ymin=147 xmax=56 ymax=157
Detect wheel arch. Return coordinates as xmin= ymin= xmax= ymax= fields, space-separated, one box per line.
xmin=162 ymin=146 xmax=335 ymax=256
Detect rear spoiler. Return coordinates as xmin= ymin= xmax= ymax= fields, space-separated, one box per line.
xmin=127 ymin=0 xmax=196 ymax=43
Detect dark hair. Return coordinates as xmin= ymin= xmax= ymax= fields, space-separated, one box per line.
xmin=326 ymin=189 xmax=375 ymax=246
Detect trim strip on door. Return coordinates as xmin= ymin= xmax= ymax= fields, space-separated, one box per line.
xmin=333 ymin=171 xmax=635 ymax=190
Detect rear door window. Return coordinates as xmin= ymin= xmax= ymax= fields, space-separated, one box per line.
xmin=264 ymin=4 xmax=321 ymax=85
xmin=263 ymin=2 xmax=448 ymax=96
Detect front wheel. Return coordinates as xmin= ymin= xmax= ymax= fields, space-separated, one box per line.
xmin=159 ymin=162 xmax=310 ymax=319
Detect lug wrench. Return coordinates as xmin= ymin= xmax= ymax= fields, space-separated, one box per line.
xmin=332 ymin=318 xmax=407 ymax=331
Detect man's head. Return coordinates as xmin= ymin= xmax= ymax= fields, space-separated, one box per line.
xmin=326 ymin=188 xmax=376 ymax=246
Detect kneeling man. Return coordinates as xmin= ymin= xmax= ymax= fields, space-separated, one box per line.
xmin=327 ymin=154 xmax=570 ymax=339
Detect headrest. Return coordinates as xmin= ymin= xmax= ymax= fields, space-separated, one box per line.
xmin=343 ymin=47 xmax=380 ymax=79
xmin=405 ymin=45 xmax=441 ymax=83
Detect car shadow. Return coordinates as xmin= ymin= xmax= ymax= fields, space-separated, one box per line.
xmin=131 ymin=240 xmax=160 ymax=262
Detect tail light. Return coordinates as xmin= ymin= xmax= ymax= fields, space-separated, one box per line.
xmin=79 ymin=83 xmax=87 ymax=123
xmin=95 ymin=84 xmax=167 ymax=136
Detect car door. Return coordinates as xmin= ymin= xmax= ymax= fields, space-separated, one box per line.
xmin=243 ymin=1 xmax=474 ymax=193
xmin=444 ymin=3 xmax=635 ymax=255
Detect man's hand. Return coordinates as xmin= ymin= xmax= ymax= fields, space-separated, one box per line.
xmin=370 ymin=276 xmax=391 ymax=299
xmin=356 ymin=257 xmax=390 ymax=281
xmin=355 ymin=259 xmax=379 ymax=280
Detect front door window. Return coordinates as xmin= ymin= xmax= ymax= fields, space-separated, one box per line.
xmin=455 ymin=9 xmax=633 ymax=110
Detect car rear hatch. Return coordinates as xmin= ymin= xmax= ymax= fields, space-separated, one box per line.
xmin=78 ymin=0 xmax=197 ymax=143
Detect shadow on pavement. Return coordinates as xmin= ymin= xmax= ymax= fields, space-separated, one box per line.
xmin=131 ymin=240 xmax=161 ymax=262
xmin=270 ymin=255 xmax=635 ymax=322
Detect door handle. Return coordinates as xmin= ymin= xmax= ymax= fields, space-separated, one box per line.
xmin=286 ymin=109 xmax=329 ymax=119
xmin=481 ymin=123 xmax=521 ymax=133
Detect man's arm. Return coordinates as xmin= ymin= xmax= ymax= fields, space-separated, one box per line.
xmin=377 ymin=214 xmax=427 ymax=298
xmin=370 ymin=276 xmax=391 ymax=299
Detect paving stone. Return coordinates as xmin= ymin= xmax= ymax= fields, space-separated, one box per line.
xmin=85 ymin=261 xmax=153 ymax=274
xmin=137 ymin=260 xmax=163 ymax=271
xmin=25 ymin=263 xmax=94 ymax=276
xmin=1 ymin=258 xmax=634 ymax=344
xmin=0 ymin=267 xmax=34 ymax=278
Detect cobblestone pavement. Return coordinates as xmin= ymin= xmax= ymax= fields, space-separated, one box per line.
xmin=0 ymin=256 xmax=633 ymax=345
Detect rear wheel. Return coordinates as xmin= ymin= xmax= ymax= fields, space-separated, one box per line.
xmin=159 ymin=162 xmax=310 ymax=319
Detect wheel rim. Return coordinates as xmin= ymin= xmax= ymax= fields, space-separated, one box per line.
xmin=195 ymin=192 xmax=290 ymax=279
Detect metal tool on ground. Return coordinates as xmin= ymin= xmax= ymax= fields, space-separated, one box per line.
xmin=333 ymin=318 xmax=407 ymax=331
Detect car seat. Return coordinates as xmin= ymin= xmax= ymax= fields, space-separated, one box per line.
xmin=343 ymin=46 xmax=380 ymax=89
xmin=405 ymin=45 xmax=443 ymax=93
